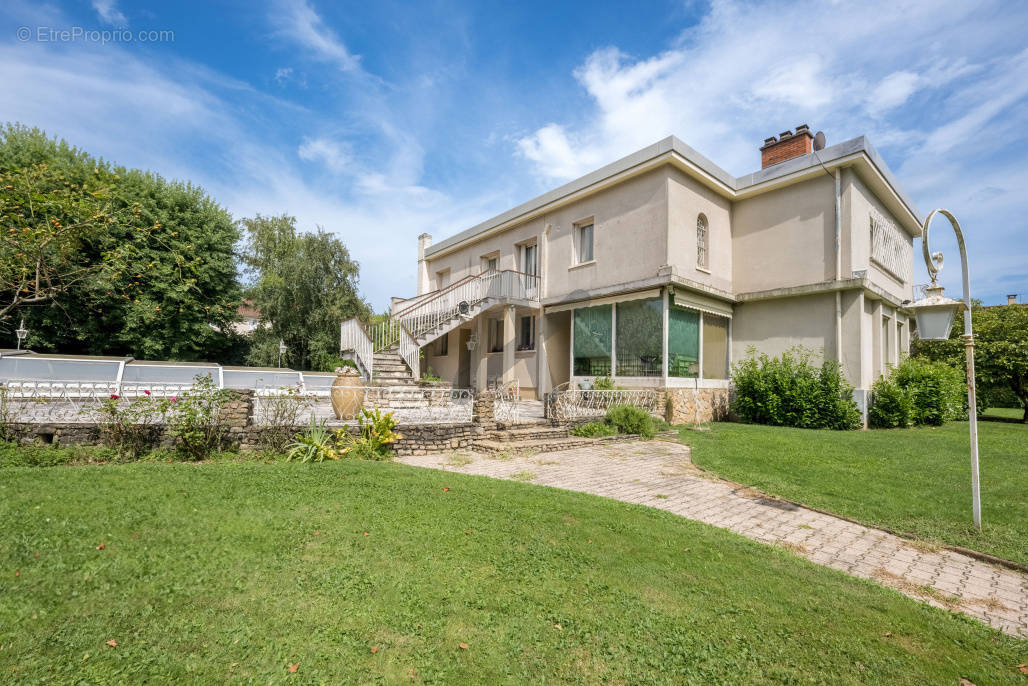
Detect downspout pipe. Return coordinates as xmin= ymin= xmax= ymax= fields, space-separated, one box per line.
xmin=834 ymin=169 xmax=843 ymax=363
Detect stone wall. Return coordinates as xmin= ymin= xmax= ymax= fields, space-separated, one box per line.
xmin=660 ymin=387 xmax=733 ymax=424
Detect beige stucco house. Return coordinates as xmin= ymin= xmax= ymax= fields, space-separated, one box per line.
xmin=341 ymin=126 xmax=919 ymax=420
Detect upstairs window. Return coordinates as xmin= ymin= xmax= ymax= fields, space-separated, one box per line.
xmin=697 ymin=214 xmax=709 ymax=269
xmin=576 ymin=223 xmax=594 ymax=264
xmin=520 ymin=243 xmax=537 ymax=276
xmin=482 ymin=253 xmax=499 ymax=273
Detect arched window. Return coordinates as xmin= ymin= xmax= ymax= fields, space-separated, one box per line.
xmin=696 ymin=214 xmax=709 ymax=268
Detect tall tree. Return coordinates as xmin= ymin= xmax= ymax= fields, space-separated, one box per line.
xmin=240 ymin=214 xmax=369 ymax=371
xmin=914 ymin=303 xmax=1028 ymax=422
xmin=0 ymin=124 xmax=244 ymax=360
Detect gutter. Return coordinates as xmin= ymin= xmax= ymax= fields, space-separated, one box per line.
xmin=835 ymin=169 xmax=843 ymax=364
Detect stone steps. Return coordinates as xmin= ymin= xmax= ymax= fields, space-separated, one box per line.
xmin=472 ymin=432 xmax=642 ymax=455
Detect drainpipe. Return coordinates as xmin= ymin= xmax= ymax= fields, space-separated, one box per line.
xmin=834 ymin=169 xmax=843 ymax=363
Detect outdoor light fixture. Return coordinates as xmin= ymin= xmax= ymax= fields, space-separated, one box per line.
xmin=14 ymin=318 xmax=28 ymax=350
xmin=907 ymin=208 xmax=981 ymax=529
xmin=278 ymin=339 xmax=287 ymax=367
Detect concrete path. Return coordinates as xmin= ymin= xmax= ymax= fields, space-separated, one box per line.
xmin=398 ymin=439 xmax=1028 ymax=637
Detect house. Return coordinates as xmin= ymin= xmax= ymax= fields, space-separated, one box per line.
xmin=231 ymin=300 xmax=265 ymax=336
xmin=341 ymin=126 xmax=919 ymax=421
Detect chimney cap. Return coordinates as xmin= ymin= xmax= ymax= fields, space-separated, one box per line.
xmin=762 ymin=136 xmax=778 ymax=147
xmin=795 ymin=123 xmax=811 ymax=135
xmin=779 ymin=130 xmax=794 ymax=139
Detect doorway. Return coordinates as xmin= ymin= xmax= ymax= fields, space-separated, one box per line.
xmin=458 ymin=329 xmax=471 ymax=388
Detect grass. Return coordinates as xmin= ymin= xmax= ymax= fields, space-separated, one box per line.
xmin=1 ymin=457 xmax=1026 ymax=684
xmin=681 ymin=421 xmax=1028 ymax=566
xmin=982 ymin=406 xmax=1025 ymax=421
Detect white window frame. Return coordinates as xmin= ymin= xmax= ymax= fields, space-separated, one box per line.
xmin=696 ymin=214 xmax=709 ymax=270
xmin=574 ymin=221 xmax=594 ymax=265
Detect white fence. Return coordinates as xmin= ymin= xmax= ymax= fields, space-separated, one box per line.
xmin=548 ymin=384 xmax=660 ymax=422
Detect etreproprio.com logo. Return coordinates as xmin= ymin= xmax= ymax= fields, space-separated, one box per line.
xmin=17 ymin=26 xmax=175 ymax=45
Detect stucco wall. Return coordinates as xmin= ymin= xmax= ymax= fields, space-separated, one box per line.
xmin=731 ymin=175 xmax=835 ymax=293
xmin=423 ymin=168 xmax=670 ymax=299
xmin=847 ymin=170 xmax=914 ymax=304
xmin=666 ymin=168 xmax=733 ymax=292
xmin=421 ymin=328 xmax=461 ymax=383
xmin=732 ymin=293 xmax=837 ymax=366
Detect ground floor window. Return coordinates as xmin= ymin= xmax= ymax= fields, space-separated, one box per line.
xmin=573 ymin=304 xmax=611 ymax=376
xmin=572 ymin=293 xmax=730 ymax=380
xmin=488 ymin=319 xmax=503 ymax=353
xmin=615 ymin=297 xmax=662 ymax=376
xmin=518 ymin=316 xmax=535 ymax=351
xmin=668 ymin=304 xmax=699 ymax=378
xmin=701 ymin=313 xmax=729 ymax=379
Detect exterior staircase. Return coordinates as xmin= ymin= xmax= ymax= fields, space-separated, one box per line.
xmin=340 ymin=269 xmax=539 ymax=382
xmin=372 ymin=349 xmax=417 ymax=386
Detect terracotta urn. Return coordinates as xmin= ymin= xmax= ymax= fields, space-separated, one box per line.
xmin=331 ymin=366 xmax=365 ymax=420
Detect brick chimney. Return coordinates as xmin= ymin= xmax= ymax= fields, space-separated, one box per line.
xmin=1009 ymin=294 xmax=1018 ymax=305
xmin=760 ymin=124 xmax=814 ymax=168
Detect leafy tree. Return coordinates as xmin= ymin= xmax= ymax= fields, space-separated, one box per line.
xmin=240 ymin=214 xmax=369 ymax=371
xmin=914 ymin=303 xmax=1028 ymax=422
xmin=0 ymin=124 xmax=244 ymax=360
xmin=0 ymin=160 xmax=115 ymax=323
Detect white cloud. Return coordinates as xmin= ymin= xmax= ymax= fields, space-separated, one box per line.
xmin=275 ymin=0 xmax=361 ymax=73
xmin=91 ymin=0 xmax=126 ymax=25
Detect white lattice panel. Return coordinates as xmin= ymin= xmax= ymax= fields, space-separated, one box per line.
xmin=870 ymin=208 xmax=912 ymax=282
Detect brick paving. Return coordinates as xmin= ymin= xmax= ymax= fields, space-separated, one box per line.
xmin=399 ymin=439 xmax=1028 ymax=637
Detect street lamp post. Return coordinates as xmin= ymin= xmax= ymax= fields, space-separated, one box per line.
xmin=278 ymin=339 xmax=287 ymax=368
xmin=14 ymin=318 xmax=28 ymax=351
xmin=905 ymin=209 xmax=980 ymax=530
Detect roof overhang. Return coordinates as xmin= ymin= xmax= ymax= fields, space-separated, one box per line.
xmin=425 ymin=135 xmax=923 ymax=259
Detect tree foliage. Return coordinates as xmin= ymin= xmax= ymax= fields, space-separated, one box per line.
xmin=914 ymin=303 xmax=1028 ymax=422
xmin=0 ymin=124 xmax=244 ymax=361
xmin=240 ymin=214 xmax=369 ymax=371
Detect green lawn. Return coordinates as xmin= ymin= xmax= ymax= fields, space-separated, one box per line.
xmin=682 ymin=421 xmax=1028 ymax=566
xmin=983 ymin=406 xmax=1026 ymax=421
xmin=1 ymin=458 xmax=1026 ymax=684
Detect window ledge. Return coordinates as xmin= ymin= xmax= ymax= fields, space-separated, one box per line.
xmin=695 ymin=266 xmax=712 ymax=274
xmin=569 ymin=260 xmax=596 ymax=271
xmin=515 ymin=349 xmax=536 ymax=356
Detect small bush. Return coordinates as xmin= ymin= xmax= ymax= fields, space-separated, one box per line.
xmin=869 ymin=357 xmax=965 ymax=428
xmin=731 ymin=347 xmax=861 ymax=430
xmin=92 ymin=392 xmax=167 ymax=459
xmin=592 ymin=376 xmax=616 ymax=391
xmin=343 ymin=408 xmax=403 ymax=460
xmin=286 ymin=419 xmax=340 ymax=462
xmin=570 ymin=421 xmax=618 ymax=438
xmin=256 ymin=386 xmax=315 ymax=453
xmin=605 ymin=404 xmax=657 ymax=438
xmin=164 ymin=375 xmax=234 ymax=461
xmin=868 ymin=376 xmax=912 ymax=428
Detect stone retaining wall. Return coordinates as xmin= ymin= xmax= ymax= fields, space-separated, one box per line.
xmin=659 ymin=387 xmax=733 ymax=424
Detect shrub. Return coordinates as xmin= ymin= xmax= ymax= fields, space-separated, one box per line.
xmin=286 ymin=418 xmax=340 ymax=462
xmin=869 ymin=357 xmax=965 ymax=428
xmin=256 ymin=386 xmax=315 ymax=453
xmin=868 ymin=376 xmax=912 ymax=428
xmin=342 ymin=408 xmax=403 ymax=460
xmin=593 ymin=376 xmax=616 ymax=391
xmin=570 ymin=421 xmax=618 ymax=438
xmin=731 ymin=347 xmax=861 ymax=430
xmin=164 ymin=375 xmax=234 ymax=461
xmin=92 ymin=392 xmax=167 ymax=459
xmin=605 ymin=404 xmax=657 ymax=438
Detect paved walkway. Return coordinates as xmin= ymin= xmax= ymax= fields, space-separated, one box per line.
xmin=399 ymin=439 xmax=1028 ymax=637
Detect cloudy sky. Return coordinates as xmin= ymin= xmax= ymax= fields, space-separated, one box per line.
xmin=1 ymin=0 xmax=1025 ymax=309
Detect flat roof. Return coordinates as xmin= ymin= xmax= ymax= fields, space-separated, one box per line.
xmin=426 ymin=134 xmax=922 ymax=258
xmin=125 ymin=359 xmax=220 ymax=367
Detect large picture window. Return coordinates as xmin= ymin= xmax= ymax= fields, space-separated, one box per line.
xmin=668 ymin=303 xmax=699 ymax=378
xmin=614 ymin=297 xmax=663 ymax=377
xmin=573 ymin=304 xmax=611 ymax=376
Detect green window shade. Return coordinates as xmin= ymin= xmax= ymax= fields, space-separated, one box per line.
xmin=615 ymin=298 xmax=663 ymax=377
xmin=702 ymin=313 xmax=729 ymax=379
xmin=668 ymin=305 xmax=699 ymax=378
xmin=573 ymin=305 xmax=611 ymax=376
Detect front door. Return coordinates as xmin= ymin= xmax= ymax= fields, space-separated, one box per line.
xmin=458 ymin=329 xmax=471 ymax=388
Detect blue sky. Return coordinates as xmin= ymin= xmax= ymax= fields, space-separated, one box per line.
xmin=1 ymin=0 xmax=1026 ymax=310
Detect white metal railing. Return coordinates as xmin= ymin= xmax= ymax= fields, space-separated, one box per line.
xmin=397 ymin=326 xmax=421 ymax=382
xmin=327 ymin=385 xmax=474 ymax=424
xmin=339 ymin=319 xmax=374 ymax=380
xmin=548 ymin=383 xmax=660 ymax=422
xmin=494 ymin=379 xmax=520 ymax=423
xmin=359 ymin=270 xmax=541 ymax=360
